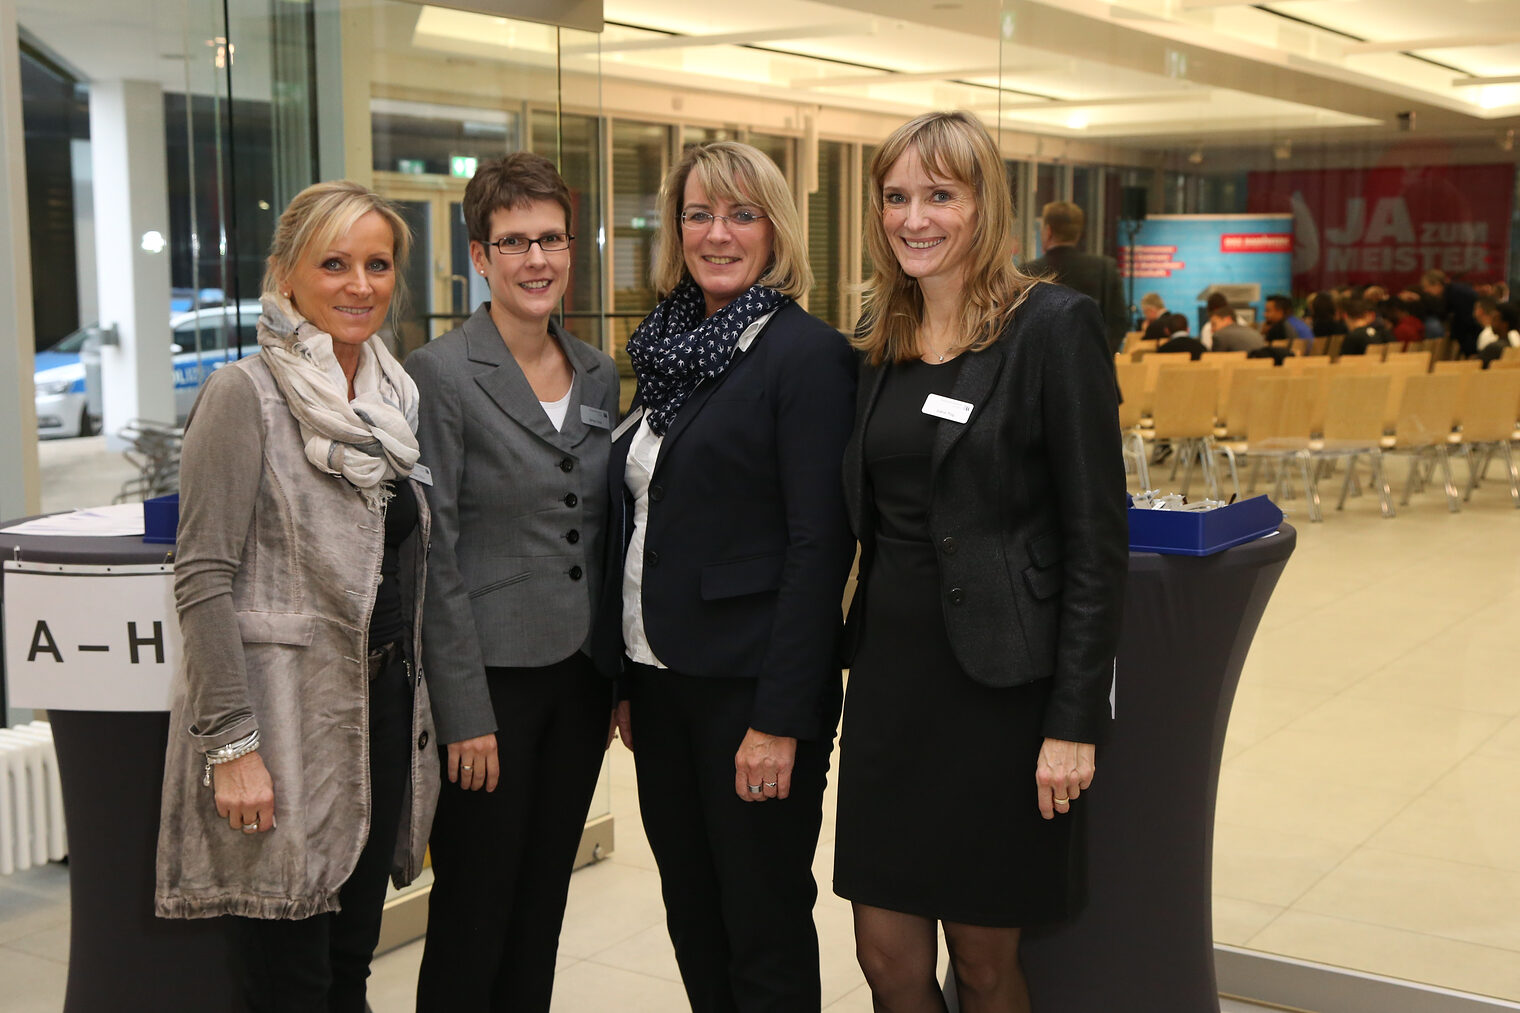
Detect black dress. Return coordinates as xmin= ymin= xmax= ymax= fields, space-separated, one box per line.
xmin=832 ymin=357 xmax=1081 ymax=927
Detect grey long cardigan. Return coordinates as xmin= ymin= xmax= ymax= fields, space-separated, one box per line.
xmin=155 ymin=355 xmax=440 ymax=920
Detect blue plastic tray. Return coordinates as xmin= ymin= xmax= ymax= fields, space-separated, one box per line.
xmin=143 ymin=493 xmax=179 ymax=544
xmin=1128 ymin=494 xmax=1283 ymax=556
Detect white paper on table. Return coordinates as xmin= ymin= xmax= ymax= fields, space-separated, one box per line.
xmin=0 ymin=503 xmax=146 ymax=537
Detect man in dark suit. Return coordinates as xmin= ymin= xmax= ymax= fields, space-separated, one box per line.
xmin=1421 ymin=269 xmax=1481 ymax=357
xmin=1022 ymin=200 xmax=1129 ymax=354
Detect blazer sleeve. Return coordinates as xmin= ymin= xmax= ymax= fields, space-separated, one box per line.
xmin=1038 ymin=295 xmax=1128 ymax=743
xmin=749 ymin=326 xmax=858 ymax=739
xmin=405 ymin=345 xmax=498 ymax=744
xmin=1102 ymin=258 xmax=1129 ymax=354
xmin=173 ymin=366 xmax=265 ymax=751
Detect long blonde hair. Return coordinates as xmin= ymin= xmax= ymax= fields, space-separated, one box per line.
xmin=651 ymin=142 xmax=811 ymax=301
xmin=856 ymin=111 xmax=1036 ymax=364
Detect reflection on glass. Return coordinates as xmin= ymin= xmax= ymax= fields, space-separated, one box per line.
xmin=808 ymin=139 xmax=847 ymax=329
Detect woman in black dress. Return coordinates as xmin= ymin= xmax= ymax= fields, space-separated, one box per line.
xmin=834 ymin=111 xmax=1127 ymax=1011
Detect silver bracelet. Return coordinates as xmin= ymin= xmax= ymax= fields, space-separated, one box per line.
xmin=202 ymin=729 xmax=261 ymax=787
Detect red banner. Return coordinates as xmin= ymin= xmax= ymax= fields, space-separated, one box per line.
xmin=1245 ymin=164 xmax=1514 ymax=293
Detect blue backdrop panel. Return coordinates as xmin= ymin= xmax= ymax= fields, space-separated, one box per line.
xmin=1119 ymin=214 xmax=1293 ymax=323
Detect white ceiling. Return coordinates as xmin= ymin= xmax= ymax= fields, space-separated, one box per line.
xmin=16 ymin=0 xmax=1520 ymax=153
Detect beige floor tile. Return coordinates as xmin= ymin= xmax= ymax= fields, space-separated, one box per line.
xmin=3 ymin=922 xmax=68 ymax=965
xmin=1215 ymin=767 xmax=1409 ymax=847
xmin=1221 ymin=683 xmax=1335 ymax=753
xmin=0 ymin=878 xmax=69 ymax=948
xmin=1346 ymin=646 xmax=1520 ymax=716
xmin=368 ymin=938 xmax=423 ymax=1013
xmin=608 ymin=784 xmax=659 ymax=873
xmin=1246 ymin=911 xmax=1520 ymax=1002
xmin=549 ymin=959 xmax=691 ymax=1012
xmin=1212 ymin=896 xmax=1284 ymax=946
xmin=817 ymin=901 xmax=868 ymax=1006
xmin=1479 ymin=714 xmax=1520 ymax=759
xmin=1294 ymin=848 xmax=1520 ymax=952
xmin=1367 ymin=752 xmax=1520 ymax=871
xmin=0 ymin=943 xmax=71 ymax=1013
xmin=585 ymin=922 xmax=682 ymax=984
xmin=823 ymin=983 xmax=877 ymax=1011
xmin=556 ymin=860 xmax=669 ymax=960
xmin=1280 ymin=695 xmax=1507 ymax=750
xmin=1211 ymin=822 xmax=1354 ymax=907
xmin=1227 ymin=727 xmax=1463 ymax=796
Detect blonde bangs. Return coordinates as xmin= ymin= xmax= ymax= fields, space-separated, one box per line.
xmin=856 ymin=111 xmax=1033 ymax=365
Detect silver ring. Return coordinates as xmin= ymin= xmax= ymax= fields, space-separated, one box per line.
xmin=461 ymin=765 xmax=474 ymax=771
xmin=241 ymin=821 xmax=259 ymax=832
xmin=764 ymin=781 xmax=778 ymax=788
xmin=747 ymin=784 xmax=763 ymax=794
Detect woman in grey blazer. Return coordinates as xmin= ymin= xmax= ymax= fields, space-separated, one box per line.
xmin=833 ymin=112 xmax=1127 ymax=1010
xmin=405 ymin=153 xmax=618 ymax=1012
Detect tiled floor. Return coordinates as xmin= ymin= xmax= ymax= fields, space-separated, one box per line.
xmin=4 ymin=439 xmax=1518 ymax=1010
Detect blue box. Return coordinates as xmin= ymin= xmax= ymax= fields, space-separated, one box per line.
xmin=143 ymin=493 xmax=179 ymax=544
xmin=1128 ymin=494 xmax=1283 ymax=557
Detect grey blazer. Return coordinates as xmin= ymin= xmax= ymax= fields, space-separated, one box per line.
xmin=406 ymin=306 xmax=619 ymax=744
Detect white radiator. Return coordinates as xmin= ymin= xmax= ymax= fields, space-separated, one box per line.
xmin=0 ymin=721 xmax=68 ymax=875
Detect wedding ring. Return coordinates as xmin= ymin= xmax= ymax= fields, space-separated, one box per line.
xmin=747 ymin=784 xmax=763 ymax=794
xmin=461 ymin=765 xmax=474 ymax=771
xmin=1054 ymin=797 xmax=1070 ymax=804
xmin=764 ymin=781 xmax=778 ymax=788
xmin=242 ymin=821 xmax=259 ymax=832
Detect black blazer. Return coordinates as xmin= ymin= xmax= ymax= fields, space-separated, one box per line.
xmin=842 ymin=284 xmax=1127 ymax=745
xmin=605 ymin=301 xmax=857 ymax=741
xmin=1023 ymin=245 xmax=1129 ymax=354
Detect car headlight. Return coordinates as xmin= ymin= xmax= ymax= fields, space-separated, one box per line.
xmin=35 ymin=379 xmax=74 ymax=396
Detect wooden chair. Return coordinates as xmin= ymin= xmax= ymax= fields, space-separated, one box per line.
xmin=1281 ymin=356 xmax=1330 ymax=375
xmin=1200 ymin=350 xmax=1248 ymax=363
xmin=1217 ymin=374 xmax=1318 ymax=518
xmin=1381 ymin=373 xmax=1463 ymax=512
xmin=1146 ymin=366 xmax=1225 ymax=498
xmin=1502 ymin=345 xmax=1520 ymax=363
xmin=1215 ymin=359 xmax=1273 ymax=437
xmin=1311 ymin=373 xmax=1395 ymax=518
xmin=1290 ymin=337 xmax=1312 ymax=358
xmin=1115 ymin=360 xmax=1150 ymax=490
xmin=1454 ymin=370 xmax=1520 ymax=507
xmin=1492 ymin=360 xmax=1520 ymax=372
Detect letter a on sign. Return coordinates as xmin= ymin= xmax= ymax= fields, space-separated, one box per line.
xmin=28 ymin=620 xmax=63 ymax=662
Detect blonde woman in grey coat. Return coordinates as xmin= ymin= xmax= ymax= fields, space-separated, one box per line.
xmin=156 ymin=181 xmax=440 ymax=1013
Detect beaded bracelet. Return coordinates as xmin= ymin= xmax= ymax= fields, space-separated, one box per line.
xmin=202 ymin=729 xmax=261 ymax=787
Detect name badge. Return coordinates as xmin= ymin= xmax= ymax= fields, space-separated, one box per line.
xmin=580 ymin=405 xmax=611 ymax=430
xmin=611 ymin=405 xmax=645 ymax=443
xmin=921 ymin=393 xmax=973 ymax=424
xmin=411 ymin=463 xmax=434 ymax=487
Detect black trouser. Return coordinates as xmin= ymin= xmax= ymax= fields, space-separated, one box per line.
xmin=415 ymin=652 xmax=610 ymax=1013
xmin=629 ymin=664 xmax=832 ymax=1013
xmin=230 ymin=645 xmax=413 ymax=1013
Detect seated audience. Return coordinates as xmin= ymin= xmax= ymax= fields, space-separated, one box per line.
xmin=1262 ymin=294 xmax=1312 ymax=350
xmin=1339 ymin=299 xmax=1393 ymax=356
xmin=1477 ymin=301 xmax=1520 ymax=365
xmin=1309 ymin=291 xmax=1347 ymax=347
xmin=1157 ymin=316 xmax=1206 ymax=360
xmin=1140 ymin=291 xmax=1170 ymax=341
xmin=1208 ymin=302 xmax=1265 ymax=352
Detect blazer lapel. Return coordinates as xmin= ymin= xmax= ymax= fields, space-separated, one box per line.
xmin=929 ymin=344 xmax=1006 ymax=486
xmin=468 ymin=308 xmax=580 ymax=452
xmin=551 ymin=320 xmax=609 ymax=452
xmin=656 ymin=307 xmax=776 ymax=457
xmin=843 ymin=358 xmax=888 ymax=535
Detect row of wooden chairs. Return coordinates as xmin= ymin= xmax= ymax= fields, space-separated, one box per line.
xmin=1118 ymin=365 xmax=1520 ymax=521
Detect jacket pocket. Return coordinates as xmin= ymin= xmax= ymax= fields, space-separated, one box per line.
xmin=235 ymin=611 xmax=318 ymax=646
xmin=468 ymin=571 xmax=531 ymax=599
xmin=1021 ymin=564 xmax=1063 ymax=601
xmin=700 ymin=552 xmax=784 ymax=600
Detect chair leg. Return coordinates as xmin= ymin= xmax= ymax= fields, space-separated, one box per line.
xmin=1130 ymin=432 xmax=1151 ymax=492
xmin=1212 ymin=439 xmax=1239 ymax=501
xmin=1248 ymin=456 xmax=1263 ymax=494
xmin=1338 ymin=454 xmax=1359 ymax=511
xmin=1461 ymin=444 xmax=1479 ymax=502
xmin=1503 ymin=442 xmax=1520 ymax=507
xmin=1401 ymin=453 xmax=1418 ymax=506
xmin=1371 ymin=450 xmax=1396 ymax=518
xmin=1437 ymin=446 xmax=1461 ymax=512
xmin=1299 ymin=451 xmax=1323 ymax=522
xmin=1179 ymin=440 xmax=1196 ymax=496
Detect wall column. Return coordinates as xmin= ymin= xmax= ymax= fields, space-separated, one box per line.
xmin=0 ymin=0 xmax=42 ymax=521
xmin=89 ymin=79 xmax=173 ymax=448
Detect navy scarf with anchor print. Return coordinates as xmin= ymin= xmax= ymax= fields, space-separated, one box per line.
xmin=627 ymin=279 xmax=786 ymax=435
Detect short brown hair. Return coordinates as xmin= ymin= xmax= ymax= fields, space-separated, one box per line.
xmin=1042 ymin=201 xmax=1085 ymax=245
xmin=463 ymin=152 xmax=573 ymax=247
xmin=650 ymin=142 xmax=810 ymax=301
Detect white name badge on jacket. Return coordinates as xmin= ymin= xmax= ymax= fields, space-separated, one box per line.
xmin=921 ymin=393 xmax=973 ymax=424
xmin=581 ymin=405 xmax=611 ymax=429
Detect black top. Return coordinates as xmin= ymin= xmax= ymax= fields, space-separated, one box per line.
xmin=865 ymin=357 xmax=968 ymax=543
xmin=370 ymin=480 xmax=418 ymax=648
xmin=1157 ymin=335 xmax=1206 ymax=360
xmin=1312 ymin=318 xmax=1348 ymax=339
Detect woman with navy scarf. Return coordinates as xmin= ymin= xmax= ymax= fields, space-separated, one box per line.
xmin=605 ymin=141 xmax=856 ymax=1011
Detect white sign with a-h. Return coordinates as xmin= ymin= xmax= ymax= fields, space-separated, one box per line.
xmin=3 ymin=561 xmax=180 ymax=711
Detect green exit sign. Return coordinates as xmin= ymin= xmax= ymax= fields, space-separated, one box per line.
xmin=450 ymin=155 xmax=478 ymax=179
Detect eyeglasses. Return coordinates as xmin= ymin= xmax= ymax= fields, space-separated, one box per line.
xmin=680 ymin=210 xmax=768 ymax=230
xmin=486 ymin=233 xmax=574 ymax=256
